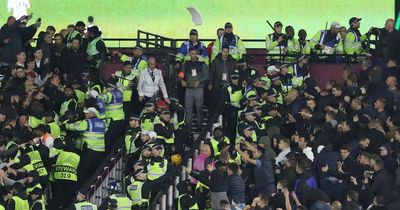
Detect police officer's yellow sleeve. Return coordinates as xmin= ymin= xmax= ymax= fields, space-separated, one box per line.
xmin=265 ymin=34 xmax=279 ymax=51
xmin=309 ymin=31 xmax=322 ymax=50
xmin=120 ymin=55 xmax=132 ymax=62
xmin=211 ymin=38 xmax=221 ymax=61
xmin=361 ymin=34 xmax=368 ymax=42
xmin=137 ymin=60 xmax=148 ymax=72
xmin=335 ymin=40 xmax=344 ymax=54
xmin=237 ymin=39 xmax=246 ymax=59
xmin=99 ymin=92 xmax=113 ymax=104
xmin=344 ymin=32 xmax=356 ymax=54
xmin=65 ymin=120 xmax=88 ymax=131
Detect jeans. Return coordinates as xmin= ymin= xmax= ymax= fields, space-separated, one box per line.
xmin=185 ymin=88 xmax=204 ymax=131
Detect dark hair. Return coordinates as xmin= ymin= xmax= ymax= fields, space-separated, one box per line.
xmin=54 ymin=33 xmax=63 ymax=39
xmin=12 ymin=182 xmax=24 ymax=192
xmin=346 ymin=190 xmax=359 ymax=202
xmin=189 ymin=48 xmax=197 ymax=52
xmin=123 ymin=61 xmax=132 ymax=66
xmin=46 ymin=25 xmax=56 ymax=32
xmin=217 ymin=28 xmax=224 ymax=33
xmin=296 ymin=157 xmax=311 ymax=171
xmin=76 ymin=21 xmax=85 ymax=27
xmin=228 ymin=163 xmax=239 ymax=174
xmin=339 ymin=145 xmax=350 ymax=152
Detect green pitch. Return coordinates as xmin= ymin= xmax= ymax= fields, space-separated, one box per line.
xmin=0 ymin=0 xmax=394 ymax=43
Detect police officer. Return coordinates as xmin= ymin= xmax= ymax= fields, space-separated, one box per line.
xmin=298 ymin=29 xmax=311 ymax=55
xmin=25 ymin=171 xmax=42 ymax=195
xmin=65 ymin=107 xmax=105 ymax=189
xmin=124 ymin=115 xmax=142 ymax=155
xmin=45 ymin=111 xmax=61 ymax=139
xmin=208 ymin=126 xmax=230 ymax=157
xmin=266 ymin=21 xmax=287 ymax=63
xmin=219 ymin=71 xmax=243 ymax=141
xmin=85 ymin=26 xmax=108 ymax=77
xmin=99 ymin=181 xmax=131 ymax=210
xmin=279 ymin=63 xmax=296 ymax=95
xmin=52 ymin=145 xmax=81 ymax=209
xmin=212 ymin=22 xmax=246 ymax=61
xmin=345 ymin=17 xmax=369 ymax=55
xmin=288 ymin=55 xmax=310 ymax=89
xmin=114 ymin=61 xmax=136 ymax=117
xmin=59 ymin=85 xmax=78 ymax=117
xmin=147 ymin=144 xmax=170 ymax=180
xmin=285 ymin=26 xmax=301 ymax=62
xmin=100 ymin=79 xmax=125 ymax=153
xmin=72 ymin=78 xmax=87 ymax=106
xmin=126 ymin=168 xmax=176 ymax=210
xmin=153 ymin=109 xmax=174 ymax=156
xmin=177 ymin=180 xmax=199 ymax=210
xmin=30 ymin=187 xmax=45 ymax=210
xmin=310 ymin=22 xmax=343 ymax=55
xmin=140 ymin=102 xmax=157 ymax=132
xmin=69 ymin=190 xmax=97 ymax=210
xmin=175 ymin=29 xmax=208 ymax=68
xmin=7 ymin=182 xmax=29 ymax=210
xmin=114 ymin=45 xmax=148 ymax=73
xmin=66 ymin=21 xmax=85 ymax=46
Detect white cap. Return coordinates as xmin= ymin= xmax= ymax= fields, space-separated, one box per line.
xmin=267 ymin=65 xmax=279 ymax=74
xmin=147 ymin=131 xmax=157 ymax=139
xmin=88 ymin=90 xmax=99 ymax=98
xmin=83 ymin=107 xmax=98 ymax=115
xmin=331 ymin=22 xmax=341 ymax=29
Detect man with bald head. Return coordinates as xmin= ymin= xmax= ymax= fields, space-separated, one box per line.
xmin=379 ymin=18 xmax=396 ymax=61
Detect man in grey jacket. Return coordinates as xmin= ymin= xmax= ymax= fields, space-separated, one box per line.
xmin=181 ymin=48 xmax=209 ymax=131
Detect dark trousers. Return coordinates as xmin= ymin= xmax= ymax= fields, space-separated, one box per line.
xmin=51 ymin=180 xmax=77 ymax=209
xmin=123 ymin=101 xmax=135 ymax=119
xmin=105 ymin=120 xmax=125 ymax=153
xmin=223 ymin=106 xmax=238 ymax=144
xmin=174 ymin=128 xmax=187 ymax=156
xmin=77 ymin=148 xmax=105 ymax=189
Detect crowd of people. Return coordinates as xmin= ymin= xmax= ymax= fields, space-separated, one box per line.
xmin=0 ymin=9 xmax=398 ymax=210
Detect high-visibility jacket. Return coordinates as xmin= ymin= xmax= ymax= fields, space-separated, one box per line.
xmin=66 ymin=118 xmax=105 ymax=152
xmin=266 ymin=33 xmax=287 ymax=60
xmin=140 ymin=112 xmax=156 ymax=132
xmin=67 ymin=30 xmax=81 ymax=43
xmin=74 ymin=201 xmax=98 ymax=210
xmin=59 ymin=98 xmax=77 ymax=116
xmin=5 ymin=141 xmax=19 ymax=161
xmin=178 ymin=194 xmax=199 ymax=210
xmin=286 ymin=38 xmax=301 ymax=62
xmin=10 ymin=196 xmax=29 ymax=210
xmin=30 ymin=199 xmax=45 ymax=210
xmin=310 ymin=30 xmax=343 ymax=54
xmin=74 ymin=89 xmax=86 ymax=106
xmin=127 ymin=180 xmax=149 ymax=206
xmin=26 ymin=183 xmax=42 ymax=195
xmin=115 ymin=71 xmax=136 ymax=102
xmin=172 ymin=110 xmax=185 ymax=130
xmin=121 ymin=54 xmax=148 ymax=73
xmin=101 ymin=89 xmax=125 ymax=121
xmin=344 ymin=29 xmax=367 ymax=55
xmin=176 ymin=40 xmax=209 ymax=64
xmin=212 ymin=34 xmax=245 ymax=61
xmin=108 ymin=194 xmax=132 ymax=210
xmin=210 ymin=137 xmax=230 ymax=157
xmin=86 ymin=36 xmax=102 ymax=56
xmin=299 ymin=39 xmax=311 ymax=54
xmin=47 ymin=122 xmax=61 ymax=139
xmin=147 ymin=158 xmax=168 ymax=180
xmin=53 ymin=151 xmax=80 ymax=181
xmin=124 ymin=129 xmax=141 ymax=155
xmin=95 ymin=98 xmax=106 ymax=119
xmin=153 ymin=117 xmax=174 ymax=144
xmin=28 ymin=116 xmax=45 ymax=129
xmin=226 ymin=85 xmax=243 ymax=108
xmin=23 ymin=150 xmax=48 ymax=177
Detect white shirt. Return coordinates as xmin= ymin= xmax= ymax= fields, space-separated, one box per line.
xmin=275 ymin=147 xmax=291 ymax=165
xmin=303 ymin=147 xmax=314 ymax=162
xmin=137 ymin=68 xmax=168 ymax=98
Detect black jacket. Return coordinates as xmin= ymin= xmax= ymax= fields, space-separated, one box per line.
xmin=60 ymin=48 xmax=87 ymax=77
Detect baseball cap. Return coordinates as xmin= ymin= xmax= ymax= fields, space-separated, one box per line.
xmin=331 ymin=22 xmax=341 ymax=29
xmin=224 ymin=22 xmax=233 ymax=28
xmin=266 ymin=89 xmax=277 ymax=97
xmin=279 ymin=63 xmax=289 ymax=69
xmin=83 ymin=107 xmax=98 ymax=115
xmin=243 ymin=108 xmax=256 ymax=116
xmin=145 ymin=102 xmax=155 ymax=107
xmin=190 ymin=29 xmax=198 ymax=35
xmin=160 ymin=109 xmax=171 ymax=115
xmin=133 ymin=45 xmax=143 ymax=50
xmin=349 ymin=17 xmax=362 ymax=25
xmin=266 ymin=65 xmax=279 ymax=74
xmin=269 ymin=73 xmax=281 ymax=81
xmin=129 ymin=114 xmax=140 ymax=121
xmin=30 ymin=187 xmax=43 ymax=196
xmin=246 ymin=94 xmax=258 ymax=101
xmin=297 ymin=54 xmax=308 ymax=61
